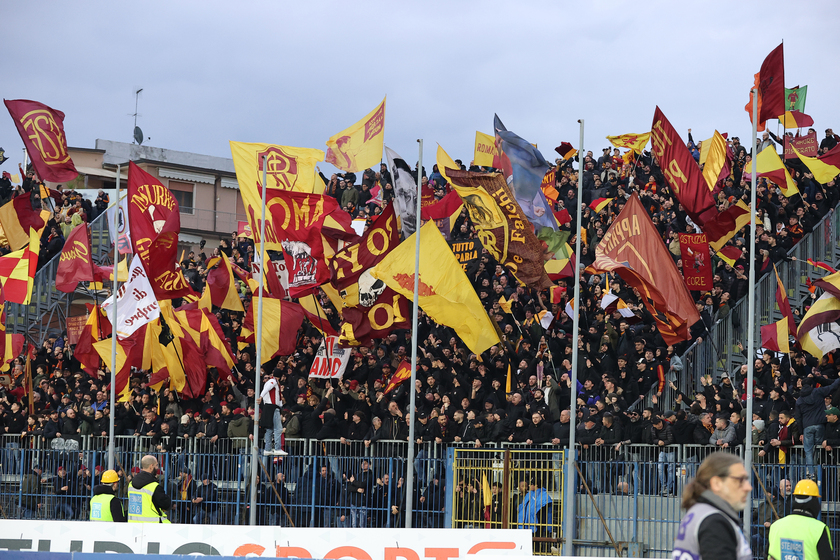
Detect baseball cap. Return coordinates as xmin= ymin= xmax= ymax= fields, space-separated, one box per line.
xmin=826 ymin=407 xmax=840 ymax=416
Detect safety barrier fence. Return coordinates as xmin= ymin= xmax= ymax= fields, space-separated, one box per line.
xmin=3 ymin=439 xmax=838 ymax=559
xmin=659 ymin=207 xmax=840 ymax=410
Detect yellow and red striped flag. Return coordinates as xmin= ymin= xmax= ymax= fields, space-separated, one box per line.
xmin=589 ymin=198 xmax=613 ymax=214
xmin=0 ymin=228 xmax=39 ymax=304
xmin=761 ymin=318 xmax=790 ymax=353
xmin=384 ymin=360 xmax=411 ymax=394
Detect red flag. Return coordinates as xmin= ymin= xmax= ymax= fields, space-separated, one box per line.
xmin=127 ymin=162 xmax=195 ymax=300
xmin=761 ymin=319 xmax=790 ymax=353
xmin=330 ymin=203 xmax=400 ymax=290
xmin=204 ymin=255 xmax=244 ymax=311
xmin=745 ymin=44 xmax=785 ymax=129
xmin=4 ymin=99 xmax=78 ymax=183
xmin=678 ymin=233 xmax=713 ymax=291
xmin=420 ymin=191 xmax=462 ymax=221
xmin=651 ymin=107 xmax=717 ymax=227
xmin=56 ymin=224 xmax=95 ymax=292
xmin=384 ymin=360 xmax=411 ymax=394
xmin=771 ymin=264 xmax=796 ymax=337
xmin=0 ymin=192 xmax=51 ymax=251
xmin=74 ymin=305 xmax=112 ymax=374
xmin=704 ymin=201 xmax=751 ymax=252
xmin=588 ymin=194 xmax=700 ymax=345
xmin=338 ymin=287 xmax=411 ymax=346
xmin=553 ymin=208 xmax=571 ymax=226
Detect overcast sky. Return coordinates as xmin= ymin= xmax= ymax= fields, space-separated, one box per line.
xmin=3 ymin=1 xmax=839 ymax=177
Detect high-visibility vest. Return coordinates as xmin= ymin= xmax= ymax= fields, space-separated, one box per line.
xmin=127 ymin=481 xmax=170 ymax=523
xmin=768 ymin=513 xmax=832 ymax=560
xmin=90 ymin=494 xmax=117 ymax=521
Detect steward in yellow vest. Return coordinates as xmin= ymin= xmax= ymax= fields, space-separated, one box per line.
xmin=768 ymin=479 xmax=833 ymax=560
xmin=127 ymin=455 xmax=172 ymax=523
xmin=90 ymin=469 xmax=126 ymax=522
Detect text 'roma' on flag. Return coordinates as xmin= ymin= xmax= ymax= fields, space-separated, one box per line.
xmin=0 ymin=228 xmax=39 ymax=305
xmin=4 ymin=99 xmax=78 ymax=183
xmin=324 ymin=97 xmax=386 ymax=173
xmin=371 ymin=221 xmax=500 ymax=355
xmin=587 ymin=193 xmax=700 ymax=345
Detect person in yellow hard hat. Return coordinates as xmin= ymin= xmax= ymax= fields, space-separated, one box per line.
xmin=768 ymin=479 xmax=833 ymax=560
xmin=90 ymin=469 xmax=126 ymax=522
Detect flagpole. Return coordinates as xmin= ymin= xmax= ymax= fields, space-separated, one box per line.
xmin=107 ymin=164 xmax=120 ymax=471
xmin=249 ymin=157 xmax=268 ymax=525
xmin=562 ymin=120 xmax=584 ymax=557
xmin=405 ymin=139 xmax=423 ymax=528
xmin=744 ymin=88 xmax=758 ymax=540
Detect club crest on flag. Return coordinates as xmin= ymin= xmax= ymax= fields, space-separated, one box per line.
xmin=259 ymin=146 xmax=300 ymax=190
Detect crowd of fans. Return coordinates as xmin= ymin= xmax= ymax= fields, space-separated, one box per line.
xmin=2 ymin=129 xmax=840 ymax=523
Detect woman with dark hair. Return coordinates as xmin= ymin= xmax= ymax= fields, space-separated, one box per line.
xmin=672 ymin=452 xmax=752 ymax=560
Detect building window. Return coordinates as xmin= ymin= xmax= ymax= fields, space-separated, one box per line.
xmin=169 ymin=181 xmax=194 ymax=214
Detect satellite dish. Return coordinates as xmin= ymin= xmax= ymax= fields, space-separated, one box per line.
xmin=134 ymin=126 xmax=144 ymax=145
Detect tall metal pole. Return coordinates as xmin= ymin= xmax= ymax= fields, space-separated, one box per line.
xmin=562 ymin=121 xmax=584 ymax=557
xmin=743 ymin=88 xmax=758 ymax=539
xmin=405 ymin=139 xmax=423 ymax=528
xmin=107 ymin=164 xmax=121 ymax=471
xmin=249 ymin=158 xmax=268 ymax=525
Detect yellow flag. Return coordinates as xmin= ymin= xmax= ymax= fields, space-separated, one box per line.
xmin=436 ymin=144 xmax=460 ymax=185
xmin=324 ymin=97 xmax=386 ymax=173
xmin=792 ymin=145 xmax=840 ymax=184
xmin=702 ymin=131 xmax=728 ymax=190
xmin=229 ymin=141 xmax=324 ymax=251
xmin=92 ymin=338 xmax=134 ymax=401
xmin=371 ymin=222 xmax=500 ymax=354
xmin=745 ymin=148 xmax=799 ymax=197
xmin=474 ymin=131 xmax=498 ymax=167
xmin=606 ymin=132 xmax=650 ymax=153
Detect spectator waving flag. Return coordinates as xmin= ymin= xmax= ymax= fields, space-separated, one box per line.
xmin=0 ymin=188 xmax=51 ymax=251
xmin=0 ymin=228 xmax=39 ymax=304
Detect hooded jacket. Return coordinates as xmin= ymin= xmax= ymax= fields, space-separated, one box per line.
xmin=795 ymin=378 xmax=840 ymax=430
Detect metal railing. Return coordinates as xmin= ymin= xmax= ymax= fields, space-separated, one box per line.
xmin=653 ymin=207 xmax=840 ymax=407
xmin=7 ymin=208 xmax=113 ymax=345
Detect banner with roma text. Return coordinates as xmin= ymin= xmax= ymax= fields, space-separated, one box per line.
xmin=229 ymin=141 xmax=325 ymax=251
xmin=474 ymin=130 xmax=498 ymax=167
xmin=324 ymin=97 xmax=386 ymax=173
xmin=4 ymin=99 xmax=78 ymax=182
xmin=308 ymin=336 xmax=351 ymax=379
xmin=678 ymin=233 xmax=713 ymax=291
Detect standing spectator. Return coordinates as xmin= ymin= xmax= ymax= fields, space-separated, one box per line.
xmin=346 ymin=458 xmax=374 ymax=527
xmin=647 ymin=415 xmax=676 ymax=496
xmin=259 ymin=371 xmax=286 ymax=456
xmin=191 ymin=474 xmax=219 ymax=525
xmin=794 ymin=377 xmax=840 ymax=477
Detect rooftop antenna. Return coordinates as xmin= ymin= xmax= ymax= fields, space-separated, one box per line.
xmin=132 ymin=88 xmax=144 ymax=145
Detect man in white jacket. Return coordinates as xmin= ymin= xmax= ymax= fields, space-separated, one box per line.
xmin=258 ymin=372 xmax=287 ymax=456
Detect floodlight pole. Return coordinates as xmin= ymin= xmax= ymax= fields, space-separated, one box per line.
xmin=562 ymin=120 xmax=585 ymax=556
xmin=744 ymin=88 xmax=758 ymax=540
xmin=405 ymin=139 xmax=423 ymax=528
xmin=107 ymin=164 xmax=121 ymax=471
xmin=249 ymin=158 xmax=268 ymax=525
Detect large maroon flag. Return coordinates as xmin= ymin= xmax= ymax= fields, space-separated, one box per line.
xmin=4 ymin=99 xmax=78 ymax=183
xmin=56 ymin=225 xmax=95 ymax=292
xmin=651 ymin=107 xmax=718 ymax=227
xmin=127 ymin=161 xmax=195 ymax=300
